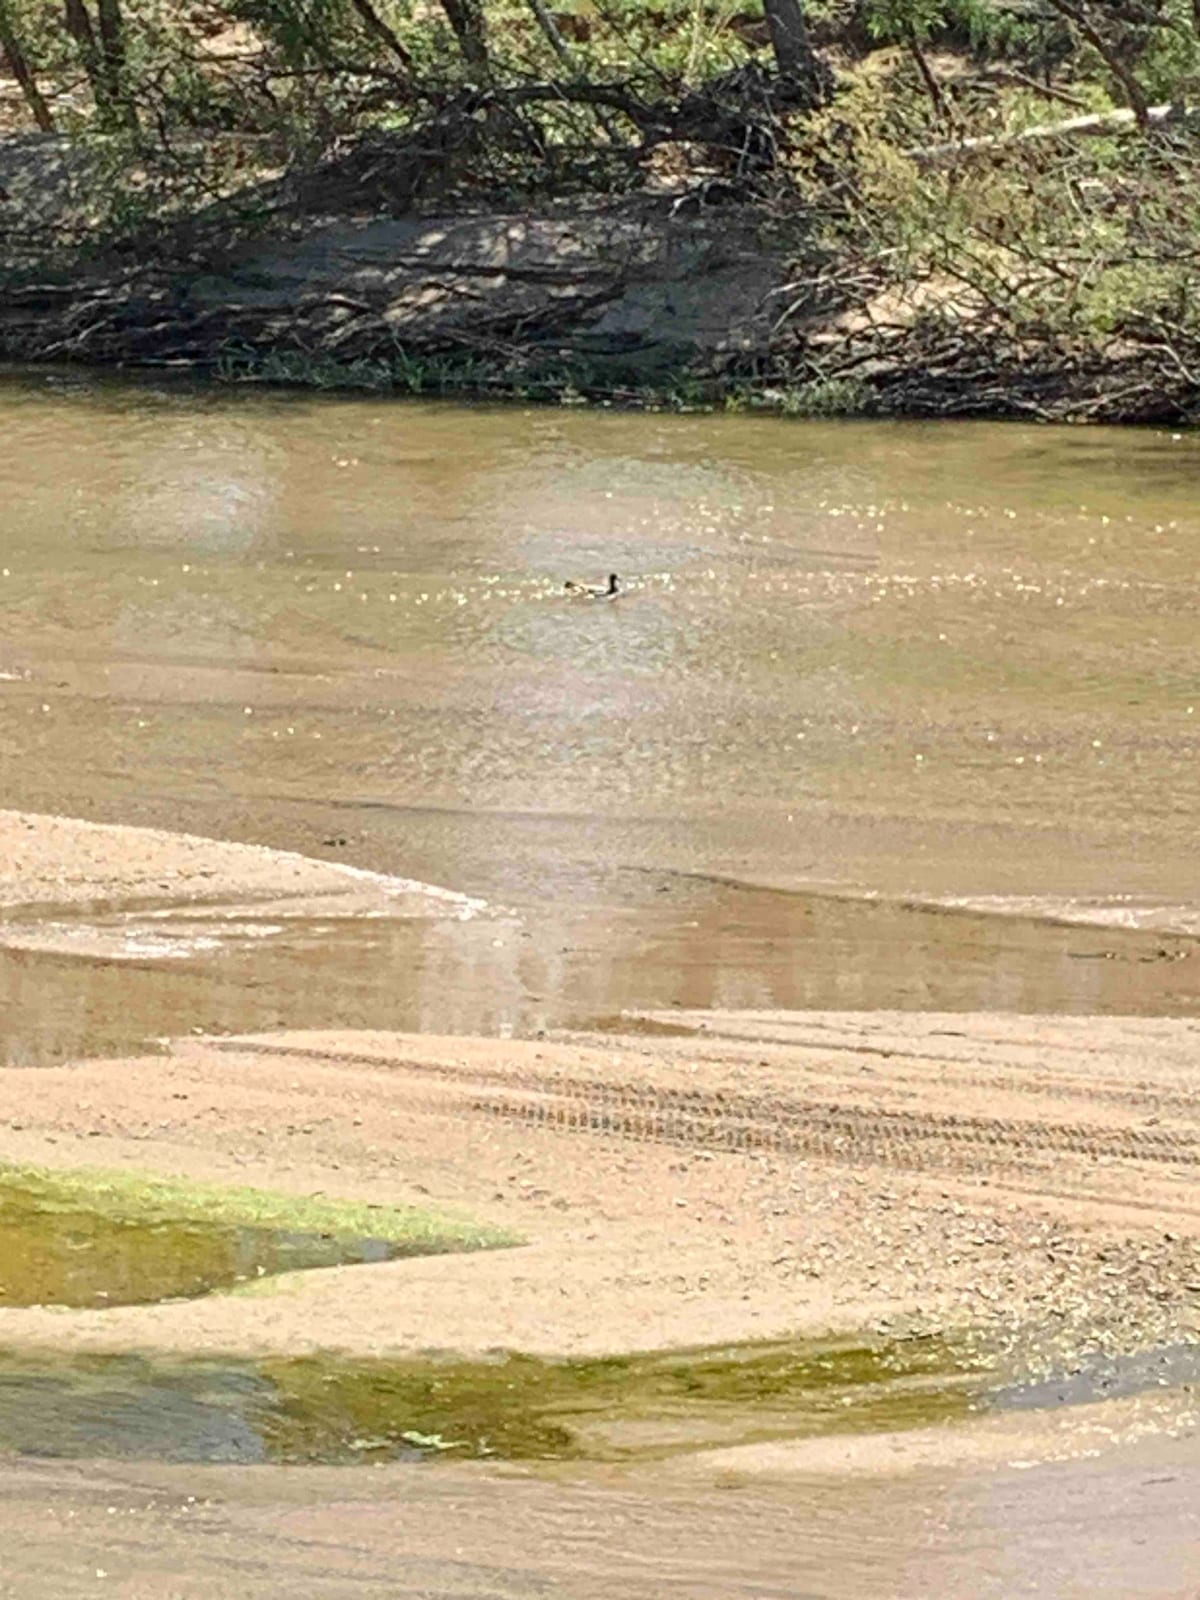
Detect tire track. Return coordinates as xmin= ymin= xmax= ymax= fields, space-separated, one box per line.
xmin=218 ymin=1039 xmax=1200 ymax=1174
xmin=461 ymin=1085 xmax=1200 ymax=1171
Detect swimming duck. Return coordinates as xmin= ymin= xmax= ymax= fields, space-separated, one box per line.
xmin=564 ymin=573 xmax=620 ymax=599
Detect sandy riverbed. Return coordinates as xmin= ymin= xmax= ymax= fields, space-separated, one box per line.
xmin=0 ymin=808 xmax=483 ymax=926
xmin=3 ymin=1011 xmax=1200 ymax=1371
xmin=2 ymin=808 xmax=1200 ymax=1594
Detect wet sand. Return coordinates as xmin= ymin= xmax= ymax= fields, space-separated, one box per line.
xmin=2 ymin=1432 xmax=1200 ymax=1600
xmin=4 ymin=809 xmax=1200 ymax=1081
xmin=0 ymin=808 xmax=482 ymax=923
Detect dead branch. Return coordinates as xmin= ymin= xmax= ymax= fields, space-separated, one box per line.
xmin=910 ymin=102 xmax=1199 ymax=166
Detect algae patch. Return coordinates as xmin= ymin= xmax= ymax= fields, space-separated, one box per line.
xmin=0 ymin=1335 xmax=987 ymax=1465
xmin=257 ymin=1338 xmax=983 ymax=1464
xmin=0 ymin=1164 xmax=516 ymax=1309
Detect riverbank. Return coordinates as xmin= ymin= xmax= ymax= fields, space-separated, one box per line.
xmin=3 ymin=131 xmax=1198 ymax=423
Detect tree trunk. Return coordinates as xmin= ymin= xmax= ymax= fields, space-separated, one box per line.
xmin=762 ymin=0 xmax=811 ymax=76
xmin=438 ymin=0 xmax=490 ymax=76
xmin=761 ymin=0 xmax=828 ymax=106
xmin=62 ymin=0 xmax=101 ymax=92
xmin=0 ymin=2 xmax=55 ymax=130
xmin=347 ymin=0 xmax=414 ymax=72
xmin=62 ymin=0 xmax=126 ymax=123
xmin=95 ymin=0 xmax=137 ymax=125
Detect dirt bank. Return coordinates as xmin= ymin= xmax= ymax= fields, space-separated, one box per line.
xmin=0 ymin=186 xmax=784 ymax=397
xmin=3 ymin=132 xmax=1196 ymax=421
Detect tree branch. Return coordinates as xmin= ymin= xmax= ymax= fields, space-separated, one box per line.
xmin=1041 ymin=0 xmax=1151 ymax=129
xmin=347 ymin=0 xmax=414 ymax=72
xmin=910 ymin=101 xmax=1196 ymax=166
xmin=0 ymin=0 xmax=55 ymax=130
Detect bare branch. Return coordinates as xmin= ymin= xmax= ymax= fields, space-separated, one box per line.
xmin=1040 ymin=0 xmax=1151 ymax=129
xmin=910 ymin=102 xmax=1197 ymax=166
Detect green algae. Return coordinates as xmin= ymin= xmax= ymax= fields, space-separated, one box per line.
xmin=256 ymin=1337 xmax=984 ymax=1464
xmin=0 ymin=1334 xmax=988 ymax=1465
xmin=0 ymin=1163 xmax=517 ymax=1309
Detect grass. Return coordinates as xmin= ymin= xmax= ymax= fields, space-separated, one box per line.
xmin=212 ymin=342 xmax=881 ymax=416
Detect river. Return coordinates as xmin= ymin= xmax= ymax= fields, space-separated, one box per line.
xmin=2 ymin=368 xmax=1199 ymax=1059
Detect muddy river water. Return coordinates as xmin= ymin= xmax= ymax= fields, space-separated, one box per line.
xmin=1 ymin=369 xmax=1199 ymax=1054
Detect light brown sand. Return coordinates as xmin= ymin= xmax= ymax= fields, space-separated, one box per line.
xmin=1 ymin=1013 xmax=1199 ymax=1368
xmin=0 ymin=808 xmax=482 ymax=931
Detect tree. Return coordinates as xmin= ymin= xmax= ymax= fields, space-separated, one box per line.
xmin=762 ymin=0 xmax=830 ymax=104
xmin=1040 ymin=0 xmax=1150 ymax=128
xmin=0 ymin=0 xmax=55 ymax=130
xmin=62 ymin=0 xmax=136 ymax=126
xmin=346 ymin=0 xmax=414 ymax=73
xmin=438 ymin=0 xmax=490 ymax=77
xmin=97 ymin=0 xmax=141 ymax=125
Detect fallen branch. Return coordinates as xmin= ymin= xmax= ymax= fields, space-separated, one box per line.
xmin=910 ymin=102 xmax=1199 ymax=167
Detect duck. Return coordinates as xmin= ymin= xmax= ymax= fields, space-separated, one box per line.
xmin=564 ymin=573 xmax=620 ymax=600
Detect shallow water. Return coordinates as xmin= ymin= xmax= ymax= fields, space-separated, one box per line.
xmin=0 ymin=1166 xmax=486 ymax=1308
xmin=0 ymin=1330 xmax=1190 ymax=1466
xmin=1 ymin=891 xmax=1197 ymax=1068
xmin=1 ymin=369 xmax=1199 ymax=1050
xmin=0 ymin=1336 xmax=985 ymax=1464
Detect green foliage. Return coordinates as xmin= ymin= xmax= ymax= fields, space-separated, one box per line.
xmin=779 ymin=374 xmax=868 ymax=413
xmin=863 ymin=0 xmax=1066 ymax=58
xmin=1127 ymin=0 xmax=1200 ymax=103
xmin=793 ymin=38 xmax=1200 ymax=419
xmin=4 ymin=0 xmax=1200 ymax=420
